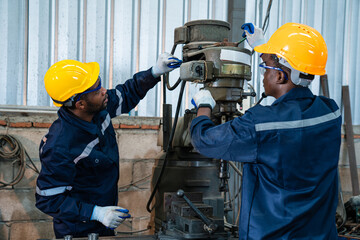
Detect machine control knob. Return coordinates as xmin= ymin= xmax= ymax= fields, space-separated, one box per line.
xmin=177 ymin=189 xmax=185 ymax=197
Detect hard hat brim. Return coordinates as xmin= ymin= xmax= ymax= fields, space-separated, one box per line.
xmin=53 ymin=101 xmax=63 ymax=107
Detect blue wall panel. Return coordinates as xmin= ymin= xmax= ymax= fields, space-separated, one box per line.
xmin=0 ymin=0 xmax=228 ymax=117
xmin=1 ymin=0 xmax=359 ymax=124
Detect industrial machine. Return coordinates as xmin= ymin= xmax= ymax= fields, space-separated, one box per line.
xmin=148 ymin=19 xmax=256 ymax=240
xmin=55 ymin=19 xmax=255 ymax=240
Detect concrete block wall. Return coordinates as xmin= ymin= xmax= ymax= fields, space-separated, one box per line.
xmin=0 ymin=109 xmax=359 ymax=239
xmin=0 ymin=110 xmax=162 ymax=240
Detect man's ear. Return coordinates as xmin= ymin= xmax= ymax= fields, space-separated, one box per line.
xmin=75 ymin=100 xmax=86 ymax=110
xmin=276 ymin=71 xmax=288 ymax=84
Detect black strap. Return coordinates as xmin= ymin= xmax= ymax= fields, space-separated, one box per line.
xmin=299 ymin=73 xmax=314 ymax=80
xmin=51 ymin=95 xmax=76 ymax=107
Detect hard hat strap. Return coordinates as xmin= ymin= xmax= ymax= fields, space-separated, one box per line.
xmin=278 ymin=58 xmax=313 ymax=87
xmin=51 ymin=95 xmax=76 ymax=107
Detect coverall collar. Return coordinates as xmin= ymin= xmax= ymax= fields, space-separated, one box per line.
xmin=272 ymin=87 xmax=314 ymax=106
xmin=58 ymin=107 xmax=101 ymax=135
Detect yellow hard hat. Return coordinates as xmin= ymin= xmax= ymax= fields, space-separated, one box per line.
xmin=44 ymin=60 xmax=100 ymax=107
xmin=254 ymin=22 xmax=327 ymax=75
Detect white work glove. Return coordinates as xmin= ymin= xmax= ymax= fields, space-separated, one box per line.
xmin=191 ymin=90 xmax=216 ymax=110
xmin=241 ymin=23 xmax=266 ymax=48
xmin=151 ymin=52 xmax=182 ymax=78
xmin=91 ymin=206 xmax=131 ymax=229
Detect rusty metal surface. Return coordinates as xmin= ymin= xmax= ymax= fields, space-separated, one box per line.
xmin=175 ymin=20 xmax=230 ymax=45
xmin=220 ymin=64 xmax=251 ymax=77
xmin=184 ymin=20 xmax=230 ymax=43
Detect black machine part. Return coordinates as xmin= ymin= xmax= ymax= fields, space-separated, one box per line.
xmin=160 ymin=191 xmax=229 ymax=240
xmin=176 ymin=189 xmax=218 ymax=234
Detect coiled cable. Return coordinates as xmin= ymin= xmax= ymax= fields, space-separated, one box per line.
xmin=0 ymin=134 xmax=39 ymax=188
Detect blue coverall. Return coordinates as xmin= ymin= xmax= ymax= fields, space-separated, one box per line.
xmin=35 ymin=68 xmax=159 ymax=238
xmin=190 ymin=87 xmax=341 ymax=240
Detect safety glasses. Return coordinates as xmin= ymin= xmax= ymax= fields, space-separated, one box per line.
xmin=259 ymin=62 xmax=288 ymax=80
xmin=76 ymin=77 xmax=102 ymax=102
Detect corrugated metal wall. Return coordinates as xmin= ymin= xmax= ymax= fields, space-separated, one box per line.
xmin=1 ymin=0 xmax=360 ymax=124
xmin=246 ymin=0 xmax=360 ymax=124
xmin=0 ymin=0 xmax=228 ymax=117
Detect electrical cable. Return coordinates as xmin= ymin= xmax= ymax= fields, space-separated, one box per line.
xmin=148 ymin=43 xmax=185 ymax=212
xmin=162 ymin=43 xmax=178 ymax=103
xmin=0 ymin=135 xmax=39 ymax=188
xmin=146 ymin=80 xmax=186 ymax=213
xmin=118 ymin=174 xmax=152 ymax=189
xmin=228 ymin=161 xmax=242 ymax=176
xmin=0 ymin=135 xmax=25 ymax=187
xmin=225 ymin=156 xmax=243 ymax=208
xmin=163 ymin=43 xmax=182 ymax=91
xmin=166 ymin=77 xmax=182 ymax=91
xmin=247 ymin=83 xmax=255 ymax=92
xmin=250 ymin=0 xmax=273 ymax=56
xmin=235 ymin=162 xmax=243 ymax=226
xmin=262 ymin=0 xmax=273 ymax=34
xmin=225 ymin=186 xmax=241 ymax=205
xmin=224 ymin=159 xmax=245 ymax=227
xmin=226 ymin=179 xmax=233 ymax=210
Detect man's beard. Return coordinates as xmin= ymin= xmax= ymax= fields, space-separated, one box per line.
xmin=84 ymin=99 xmax=107 ymax=115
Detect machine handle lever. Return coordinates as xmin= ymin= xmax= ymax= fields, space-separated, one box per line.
xmin=241 ymin=91 xmax=256 ymax=97
xmin=176 ymin=189 xmax=218 ymax=233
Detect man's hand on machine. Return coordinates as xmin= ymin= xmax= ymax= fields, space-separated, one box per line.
xmin=191 ymin=90 xmax=216 ymax=110
xmin=91 ymin=205 xmax=131 ymax=229
xmin=241 ymin=23 xmax=266 ymax=49
xmin=151 ymin=52 xmax=182 ymax=78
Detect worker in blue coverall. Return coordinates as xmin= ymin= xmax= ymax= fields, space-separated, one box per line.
xmin=35 ymin=53 xmax=181 ymax=238
xmin=190 ymin=23 xmax=341 ymax=239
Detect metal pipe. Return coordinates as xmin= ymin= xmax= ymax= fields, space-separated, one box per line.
xmin=23 ymin=0 xmax=29 ymax=106
xmin=109 ymin=0 xmax=115 ymax=89
xmin=82 ymin=0 xmax=87 ymax=62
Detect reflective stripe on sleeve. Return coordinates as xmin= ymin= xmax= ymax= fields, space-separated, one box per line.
xmin=101 ymin=114 xmax=111 ymax=135
xmin=115 ymin=89 xmax=123 ymax=116
xmin=73 ymin=138 xmax=99 ymax=164
xmin=255 ymin=109 xmax=341 ymax=132
xmin=36 ymin=186 xmax=72 ymax=196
